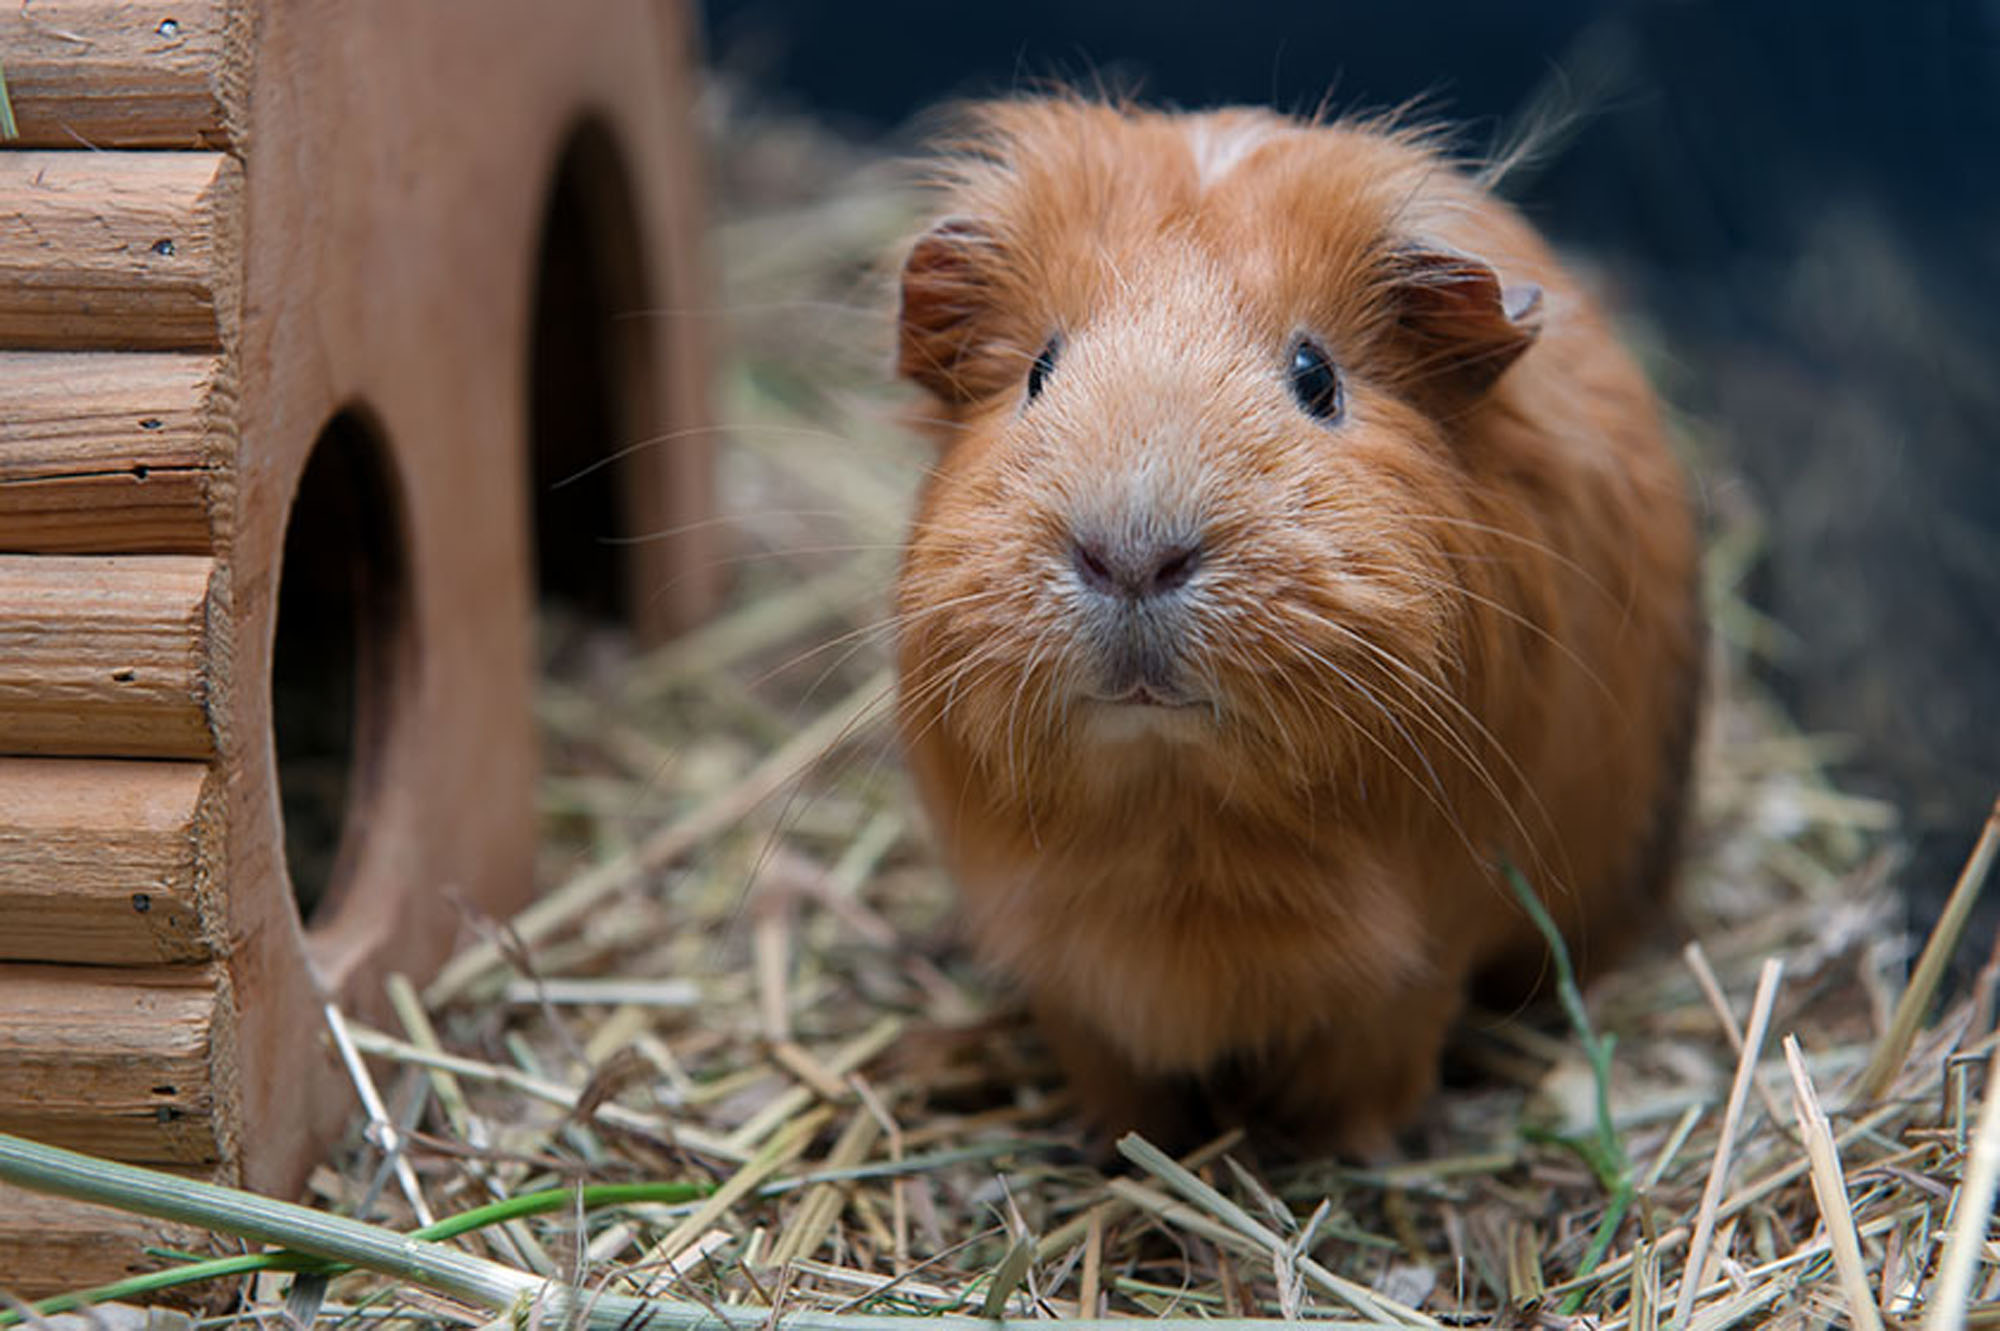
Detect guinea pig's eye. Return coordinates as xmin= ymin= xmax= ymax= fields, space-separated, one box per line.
xmin=1025 ymin=336 xmax=1060 ymax=403
xmin=1288 ymin=339 xmax=1345 ymax=423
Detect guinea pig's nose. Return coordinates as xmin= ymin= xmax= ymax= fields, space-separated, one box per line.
xmin=1071 ymin=534 xmax=1204 ymax=600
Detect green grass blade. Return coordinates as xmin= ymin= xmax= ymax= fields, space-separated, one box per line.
xmin=1502 ymin=863 xmax=1636 ymax=1312
xmin=0 ymin=1176 xmax=712 ymax=1325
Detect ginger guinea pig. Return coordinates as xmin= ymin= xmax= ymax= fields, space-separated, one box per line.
xmin=892 ymin=98 xmax=1703 ymax=1155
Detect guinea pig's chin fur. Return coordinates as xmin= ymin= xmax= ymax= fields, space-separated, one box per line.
xmin=1076 ymin=696 xmax=1214 ymax=747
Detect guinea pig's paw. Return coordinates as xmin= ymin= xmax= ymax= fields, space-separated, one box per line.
xmin=1328 ymin=1115 xmax=1406 ymax=1168
xmin=1244 ymin=1098 xmax=1404 ymax=1165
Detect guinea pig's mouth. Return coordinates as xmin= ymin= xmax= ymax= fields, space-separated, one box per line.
xmin=1087 ymin=685 xmax=1206 ymax=710
xmin=1077 ymin=636 xmax=1208 ymax=714
xmin=1076 ymin=684 xmax=1212 ymax=746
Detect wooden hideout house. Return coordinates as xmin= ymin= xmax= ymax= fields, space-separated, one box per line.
xmin=0 ymin=0 xmax=716 ymax=1292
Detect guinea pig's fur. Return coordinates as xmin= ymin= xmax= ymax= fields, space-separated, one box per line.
xmin=892 ymin=98 xmax=1703 ymax=1156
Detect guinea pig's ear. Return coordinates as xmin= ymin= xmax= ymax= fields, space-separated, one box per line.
xmin=1384 ymin=242 xmax=1543 ymax=402
xmin=898 ymin=216 xmax=1006 ymax=404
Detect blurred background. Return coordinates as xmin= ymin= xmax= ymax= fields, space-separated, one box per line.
xmin=698 ymin=0 xmax=2000 ymax=973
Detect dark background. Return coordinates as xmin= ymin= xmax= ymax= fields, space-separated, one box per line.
xmin=700 ymin=0 xmax=2000 ymax=974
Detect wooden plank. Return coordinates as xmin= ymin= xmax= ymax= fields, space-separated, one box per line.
xmin=0 ymin=963 xmax=226 ymax=1164
xmin=0 ymin=758 xmax=214 ymax=964
xmin=0 ymin=554 xmax=215 ymax=759
xmin=0 ymin=1182 xmax=220 ymax=1298
xmin=0 ymin=0 xmax=236 ymax=149
xmin=0 ymin=352 xmax=225 ymax=554
xmin=0 ymin=152 xmax=239 ymax=352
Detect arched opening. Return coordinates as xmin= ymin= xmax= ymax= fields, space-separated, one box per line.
xmin=271 ymin=408 xmax=415 ymax=922
xmin=527 ymin=117 xmax=656 ymax=634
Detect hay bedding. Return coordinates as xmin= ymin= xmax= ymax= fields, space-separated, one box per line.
xmin=20 ymin=96 xmax=1999 ymax=1330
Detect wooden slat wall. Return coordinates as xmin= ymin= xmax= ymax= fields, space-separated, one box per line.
xmin=0 ymin=0 xmax=329 ymax=1301
xmin=0 ymin=554 xmax=215 ymax=758
xmin=0 ymin=0 xmax=235 ymax=149
xmin=1 ymin=5 xmax=243 ymax=1296
xmin=0 ymin=352 xmax=224 ymax=553
xmin=0 ymin=152 xmax=239 ymax=351
xmin=0 ymin=964 xmax=226 ymax=1164
xmin=0 ymin=759 xmax=214 ymax=965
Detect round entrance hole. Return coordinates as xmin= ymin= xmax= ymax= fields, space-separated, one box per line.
xmin=271 ymin=408 xmax=414 ymax=922
xmin=527 ymin=117 xmax=656 ymax=629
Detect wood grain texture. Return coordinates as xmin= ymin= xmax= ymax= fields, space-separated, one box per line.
xmin=0 ymin=0 xmax=237 ymax=149
xmin=0 ymin=152 xmax=240 ymax=352
xmin=0 ymin=963 xmax=228 ymax=1164
xmin=0 ymin=554 xmax=215 ymax=758
xmin=0 ymin=758 xmax=215 ymax=964
xmin=0 ymin=352 xmax=227 ymax=553
xmin=220 ymin=0 xmax=717 ymax=1202
xmin=0 ymin=1183 xmax=221 ymax=1299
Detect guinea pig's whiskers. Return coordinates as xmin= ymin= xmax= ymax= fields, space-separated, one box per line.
xmin=897 ymin=632 xmax=1020 ymax=751
xmin=1282 ymin=635 xmax=1456 ymax=816
xmin=676 ymin=594 xmax=1028 ymax=902
xmin=999 ymin=628 xmax=1043 ymax=795
xmin=548 ymin=507 xmax=840 ymax=541
xmin=1398 ymin=512 xmax=1618 ymax=602
xmin=604 ymin=545 xmax=896 ymax=630
xmin=713 ymin=664 xmax=908 ymax=954
xmin=1000 ymin=615 xmax=1064 ymax=763
xmin=742 ymin=584 xmax=1020 ymax=696
xmin=1284 ymin=603 xmax=1574 ymax=902
xmin=1010 ymin=624 xmax=1074 ymax=843
xmin=1299 ymin=609 xmax=1511 ymax=786
xmin=605 ymin=534 xmax=909 ymax=563
xmin=1267 ymin=618 xmax=1512 ymax=873
xmin=552 ymin=421 xmax=865 ymax=491
xmin=616 ymin=292 xmax=888 ymax=320
xmin=1235 ymin=639 xmax=1316 ymax=771
xmin=1396 ymin=568 xmax=1624 ymax=716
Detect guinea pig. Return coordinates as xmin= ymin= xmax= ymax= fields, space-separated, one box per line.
xmin=891 ymin=97 xmax=1703 ymax=1156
